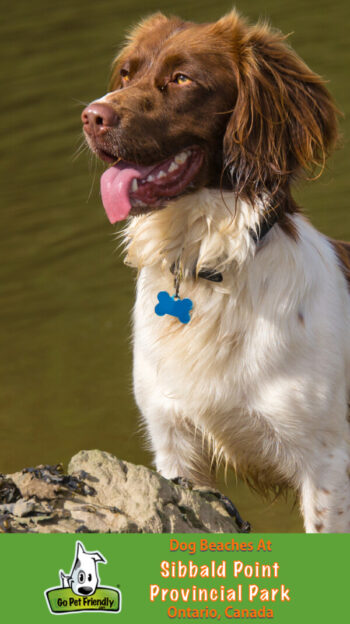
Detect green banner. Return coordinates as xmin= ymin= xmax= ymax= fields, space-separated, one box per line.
xmin=45 ymin=587 xmax=120 ymax=613
xmin=0 ymin=534 xmax=347 ymax=622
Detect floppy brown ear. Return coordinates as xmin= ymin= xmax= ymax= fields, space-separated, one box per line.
xmin=222 ymin=16 xmax=339 ymax=204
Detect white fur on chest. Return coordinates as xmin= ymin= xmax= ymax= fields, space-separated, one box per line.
xmin=127 ymin=190 xmax=350 ymax=489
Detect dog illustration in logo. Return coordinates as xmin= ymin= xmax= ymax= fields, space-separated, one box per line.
xmin=59 ymin=541 xmax=106 ymax=596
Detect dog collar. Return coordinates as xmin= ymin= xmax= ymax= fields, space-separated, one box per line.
xmin=249 ymin=209 xmax=279 ymax=244
xmin=169 ymin=211 xmax=278 ymax=285
xmin=157 ymin=210 xmax=278 ymax=324
xmin=170 ymin=263 xmax=223 ymax=283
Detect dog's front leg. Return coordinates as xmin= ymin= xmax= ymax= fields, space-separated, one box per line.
xmin=300 ymin=443 xmax=350 ymax=533
xmin=133 ymin=338 xmax=214 ymax=487
xmin=145 ymin=413 xmax=215 ymax=487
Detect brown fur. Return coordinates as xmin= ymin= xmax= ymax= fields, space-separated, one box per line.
xmin=90 ymin=10 xmax=339 ymax=220
xmin=329 ymin=239 xmax=350 ymax=290
xmin=219 ymin=13 xmax=339 ymax=205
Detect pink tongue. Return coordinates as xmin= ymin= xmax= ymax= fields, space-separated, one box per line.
xmin=100 ymin=161 xmax=152 ymax=223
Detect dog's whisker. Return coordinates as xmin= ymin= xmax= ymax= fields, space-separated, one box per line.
xmin=72 ymin=97 xmax=90 ymax=107
xmin=86 ymin=156 xmax=98 ymax=202
xmin=72 ymin=140 xmax=89 ymax=162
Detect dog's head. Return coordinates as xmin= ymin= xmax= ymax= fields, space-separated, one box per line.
xmin=82 ymin=11 xmax=338 ymax=223
xmin=68 ymin=542 xmax=105 ymax=596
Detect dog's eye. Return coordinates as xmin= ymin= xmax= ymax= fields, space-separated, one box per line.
xmin=78 ymin=571 xmax=86 ymax=584
xmin=120 ymin=69 xmax=130 ymax=83
xmin=173 ymin=74 xmax=192 ymax=86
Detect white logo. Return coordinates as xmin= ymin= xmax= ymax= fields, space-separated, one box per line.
xmin=44 ymin=541 xmax=121 ymax=615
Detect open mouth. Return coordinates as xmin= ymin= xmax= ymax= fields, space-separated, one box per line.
xmin=100 ymin=147 xmax=204 ymax=223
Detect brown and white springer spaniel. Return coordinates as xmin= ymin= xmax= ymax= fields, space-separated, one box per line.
xmin=82 ymin=11 xmax=350 ymax=532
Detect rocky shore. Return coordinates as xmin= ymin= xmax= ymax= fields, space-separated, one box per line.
xmin=0 ymin=449 xmax=248 ymax=533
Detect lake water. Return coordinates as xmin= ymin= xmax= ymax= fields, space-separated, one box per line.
xmin=1 ymin=0 xmax=349 ymax=532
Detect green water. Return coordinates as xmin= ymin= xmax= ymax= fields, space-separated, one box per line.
xmin=1 ymin=0 xmax=349 ymax=532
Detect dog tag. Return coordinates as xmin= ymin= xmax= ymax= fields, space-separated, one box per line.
xmin=155 ymin=291 xmax=193 ymax=324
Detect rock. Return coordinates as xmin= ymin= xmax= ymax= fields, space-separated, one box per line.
xmin=0 ymin=450 xmax=248 ymax=533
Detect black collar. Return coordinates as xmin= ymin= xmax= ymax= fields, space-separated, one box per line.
xmin=248 ymin=208 xmax=279 ymax=244
xmin=170 ymin=263 xmax=223 ymax=283
xmin=171 ymin=211 xmax=278 ymax=284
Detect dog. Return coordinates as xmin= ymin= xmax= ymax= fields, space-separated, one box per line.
xmin=60 ymin=541 xmax=105 ymax=596
xmin=81 ymin=10 xmax=350 ymax=533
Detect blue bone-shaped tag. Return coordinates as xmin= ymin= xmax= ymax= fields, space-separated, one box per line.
xmin=155 ymin=291 xmax=193 ymax=324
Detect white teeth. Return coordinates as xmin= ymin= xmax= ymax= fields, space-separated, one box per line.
xmin=175 ymin=151 xmax=188 ymax=165
xmin=168 ymin=161 xmax=179 ymax=172
xmin=147 ymin=174 xmax=155 ymax=182
xmin=131 ymin=179 xmax=138 ymax=192
xmin=157 ymin=170 xmax=166 ymax=179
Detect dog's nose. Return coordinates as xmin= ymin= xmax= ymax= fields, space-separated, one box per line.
xmin=81 ymin=102 xmax=119 ymax=136
xmin=77 ymin=586 xmax=94 ymax=595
